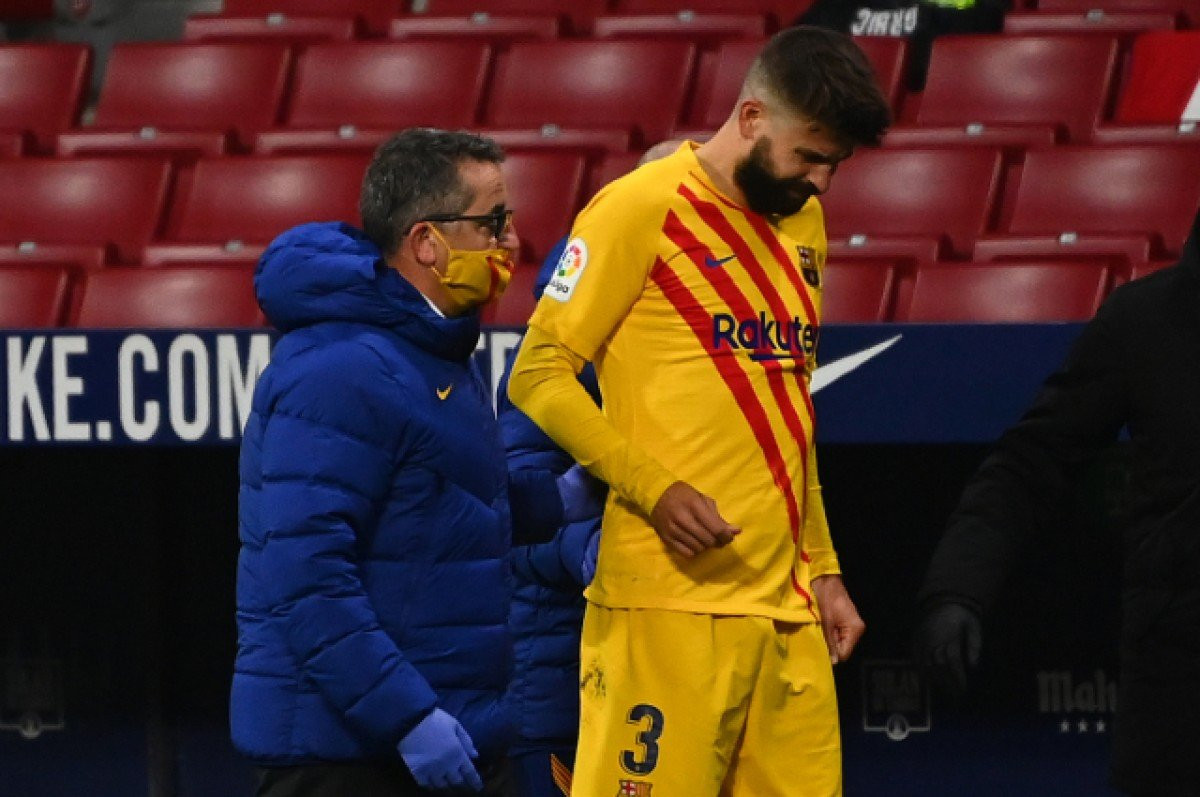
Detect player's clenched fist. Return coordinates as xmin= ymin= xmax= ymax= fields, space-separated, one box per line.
xmin=650 ymin=481 xmax=740 ymax=558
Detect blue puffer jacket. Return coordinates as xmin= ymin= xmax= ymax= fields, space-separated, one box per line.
xmin=498 ymin=247 xmax=604 ymax=754
xmin=232 ymin=222 xmax=514 ymax=765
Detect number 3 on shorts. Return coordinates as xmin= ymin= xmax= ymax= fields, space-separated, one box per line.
xmin=620 ymin=704 xmax=664 ymax=776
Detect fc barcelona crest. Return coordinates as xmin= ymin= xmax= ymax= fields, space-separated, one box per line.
xmin=797 ymin=246 xmax=821 ymax=288
xmin=617 ymin=779 xmax=653 ymax=796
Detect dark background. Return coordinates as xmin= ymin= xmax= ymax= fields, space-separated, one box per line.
xmin=0 ymin=441 xmax=1124 ymax=796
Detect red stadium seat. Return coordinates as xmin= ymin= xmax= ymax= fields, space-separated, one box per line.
xmin=74 ymin=266 xmax=262 ymax=328
xmin=586 ymin=151 xmax=643 ymax=200
xmin=881 ymin=124 xmax=1057 ymax=151
xmin=1112 ymin=31 xmax=1200 ymax=125
xmin=503 ymin=152 xmax=586 ymax=263
xmin=1036 ymin=0 xmax=1199 ymax=26
xmin=483 ymin=264 xmax=540 ymax=327
xmin=828 ymin=236 xmax=942 ymax=266
xmin=684 ymin=40 xmax=761 ymax=130
xmin=683 ymin=36 xmax=906 ymax=131
xmin=256 ymin=41 xmax=492 ymax=153
xmin=285 ymin=42 xmax=490 ymax=131
xmin=86 ymin=42 xmax=291 ymax=151
xmin=416 ymin=0 xmax=608 ymax=34
xmin=592 ymin=13 xmax=768 ymax=44
xmin=184 ymin=14 xmax=359 ymax=43
xmin=220 ymin=0 xmax=393 ymax=35
xmin=388 ymin=15 xmax=561 ymax=42
xmin=157 ymin=156 xmax=368 ymax=253
xmin=985 ymin=145 xmax=1200 ymax=258
xmin=852 ymin=37 xmax=908 ymax=118
xmin=900 ymin=262 xmax=1110 ymax=322
xmin=0 ymin=133 xmax=24 ymax=158
xmin=1130 ymin=259 xmax=1177 ymax=279
xmin=821 ymin=259 xmax=897 ymax=322
xmin=973 ymin=236 xmax=1153 ymax=270
xmin=914 ymin=35 xmax=1118 ymax=143
xmin=1 ymin=0 xmax=53 ymax=19
xmin=0 ymin=158 xmax=171 ymax=264
xmin=478 ymin=127 xmax=633 ymax=155
xmin=1003 ymin=10 xmax=1176 ymax=33
xmin=0 ymin=243 xmax=107 ymax=272
xmin=614 ymin=0 xmax=798 ymax=24
xmin=1091 ymin=124 xmax=1200 ymax=144
xmin=819 ymin=148 xmax=1003 ymax=259
xmin=140 ymin=243 xmax=265 ymax=268
xmin=485 ymin=41 xmax=696 ymax=147
xmin=0 ymin=266 xmax=73 ymax=328
xmin=0 ymin=43 xmax=90 ymax=153
xmin=57 ymin=129 xmax=230 ymax=159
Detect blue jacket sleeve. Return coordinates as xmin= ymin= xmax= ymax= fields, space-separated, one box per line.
xmin=257 ymin=342 xmax=438 ymax=747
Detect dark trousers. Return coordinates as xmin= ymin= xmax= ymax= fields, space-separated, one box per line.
xmin=1110 ymin=592 xmax=1200 ymax=797
xmin=255 ymin=759 xmax=514 ymax=797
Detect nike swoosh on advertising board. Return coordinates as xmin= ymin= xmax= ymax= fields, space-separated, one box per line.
xmin=810 ymin=334 xmax=902 ymax=394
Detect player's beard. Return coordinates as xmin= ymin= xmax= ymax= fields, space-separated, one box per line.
xmin=734 ymin=136 xmax=819 ymax=220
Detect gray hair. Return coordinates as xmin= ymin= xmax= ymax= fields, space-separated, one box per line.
xmin=359 ymin=128 xmax=505 ymax=257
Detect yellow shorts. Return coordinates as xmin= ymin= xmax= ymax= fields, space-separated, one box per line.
xmin=572 ymin=605 xmax=841 ymax=797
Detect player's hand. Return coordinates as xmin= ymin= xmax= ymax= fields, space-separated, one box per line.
xmin=913 ymin=601 xmax=982 ymax=699
xmin=811 ymin=575 xmax=865 ymax=665
xmin=649 ymin=481 xmax=740 ymax=558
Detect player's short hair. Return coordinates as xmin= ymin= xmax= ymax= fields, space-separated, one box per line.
xmin=744 ymin=26 xmax=891 ymax=148
xmin=360 ymin=128 xmax=505 ymax=257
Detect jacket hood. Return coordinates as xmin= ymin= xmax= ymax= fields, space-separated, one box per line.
xmin=255 ymin=222 xmax=481 ymax=361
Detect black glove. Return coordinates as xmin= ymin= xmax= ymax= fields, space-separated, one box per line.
xmin=914 ymin=601 xmax=983 ymax=699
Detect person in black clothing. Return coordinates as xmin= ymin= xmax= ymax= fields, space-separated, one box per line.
xmin=915 ymin=206 xmax=1200 ymax=797
xmin=793 ymin=0 xmax=1006 ymax=89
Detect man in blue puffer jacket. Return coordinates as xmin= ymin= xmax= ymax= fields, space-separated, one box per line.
xmin=233 ymin=129 xmax=539 ymax=796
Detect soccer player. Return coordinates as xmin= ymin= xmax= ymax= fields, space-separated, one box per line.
xmin=506 ymin=27 xmax=891 ymax=797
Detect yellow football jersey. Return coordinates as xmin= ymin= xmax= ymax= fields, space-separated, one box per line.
xmin=511 ymin=141 xmax=840 ymax=622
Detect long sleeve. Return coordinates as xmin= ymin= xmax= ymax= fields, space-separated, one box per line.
xmin=803 ymin=446 xmax=841 ymax=579
xmin=918 ymin=303 xmax=1130 ymax=611
xmin=508 ymin=324 xmax=678 ymax=517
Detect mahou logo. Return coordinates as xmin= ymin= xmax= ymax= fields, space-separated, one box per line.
xmin=1037 ymin=669 xmax=1118 ymax=734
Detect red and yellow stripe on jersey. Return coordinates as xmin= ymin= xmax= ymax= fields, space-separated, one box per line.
xmin=508 ymin=141 xmax=840 ymax=622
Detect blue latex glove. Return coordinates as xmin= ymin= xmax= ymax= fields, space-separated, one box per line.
xmin=581 ymin=530 xmax=601 ymax=586
xmin=556 ymin=464 xmax=607 ymax=523
xmin=397 ymin=708 xmax=483 ymax=792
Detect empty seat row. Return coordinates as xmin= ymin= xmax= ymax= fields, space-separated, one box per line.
xmin=214 ymin=0 xmax=804 ymax=35
xmin=4 ymin=32 xmax=1198 ymax=160
xmin=0 ymin=151 xmax=584 ymax=265
xmin=186 ymin=12 xmax=774 ymax=46
xmin=0 ymin=258 xmax=1150 ymax=329
xmin=210 ymin=0 xmax=1199 ymax=33
xmin=1 ymin=146 xmax=1195 ymax=280
xmin=824 ymin=260 xmax=1115 ymax=323
xmin=0 ymin=265 xmax=262 ymax=328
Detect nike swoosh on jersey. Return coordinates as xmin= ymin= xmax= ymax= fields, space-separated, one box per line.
xmin=704 ymin=253 xmax=737 ymax=268
xmin=436 ymin=384 xmax=453 ymax=400
xmin=810 ymin=334 xmax=902 ymax=394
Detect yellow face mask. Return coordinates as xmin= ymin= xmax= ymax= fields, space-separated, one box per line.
xmin=427 ymin=224 xmax=514 ymax=315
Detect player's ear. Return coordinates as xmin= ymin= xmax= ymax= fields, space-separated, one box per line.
xmin=737 ymin=99 xmax=766 ymax=141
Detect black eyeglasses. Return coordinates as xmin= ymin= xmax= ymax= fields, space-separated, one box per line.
xmin=421 ymin=208 xmax=513 ymax=241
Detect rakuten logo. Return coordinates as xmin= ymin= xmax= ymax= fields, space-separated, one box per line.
xmin=712 ymin=312 xmax=818 ymax=362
